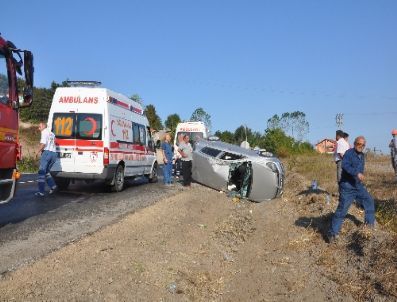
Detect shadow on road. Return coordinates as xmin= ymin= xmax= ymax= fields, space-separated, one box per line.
xmin=0 ymin=177 xmax=150 ymax=228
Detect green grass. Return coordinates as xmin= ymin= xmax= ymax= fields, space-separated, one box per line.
xmin=18 ymin=156 xmax=39 ymax=173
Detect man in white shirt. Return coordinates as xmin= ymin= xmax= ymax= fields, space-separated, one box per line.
xmin=334 ymin=130 xmax=350 ymax=183
xmin=390 ymin=129 xmax=397 ymax=181
xmin=35 ymin=122 xmax=57 ymax=196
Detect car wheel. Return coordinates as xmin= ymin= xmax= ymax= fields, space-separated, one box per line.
xmin=147 ymin=162 xmax=158 ymax=183
xmin=54 ymin=177 xmax=70 ymax=190
xmin=110 ymin=165 xmax=125 ymax=192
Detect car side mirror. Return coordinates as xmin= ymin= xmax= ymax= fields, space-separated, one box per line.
xmin=19 ymin=51 xmax=34 ymax=107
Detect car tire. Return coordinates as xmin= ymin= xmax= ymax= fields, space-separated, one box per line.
xmin=110 ymin=165 xmax=125 ymax=192
xmin=147 ymin=162 xmax=158 ymax=183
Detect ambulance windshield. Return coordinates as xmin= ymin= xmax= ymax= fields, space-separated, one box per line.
xmin=52 ymin=113 xmax=102 ymax=140
xmin=175 ymin=132 xmax=203 ymax=146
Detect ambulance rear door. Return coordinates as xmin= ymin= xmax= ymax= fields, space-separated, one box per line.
xmin=51 ymin=88 xmax=105 ymax=175
xmin=52 ymin=112 xmax=76 ymax=173
xmin=73 ymin=112 xmax=104 ymax=174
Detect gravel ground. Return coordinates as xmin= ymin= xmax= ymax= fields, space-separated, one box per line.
xmin=0 ymin=172 xmax=396 ymax=301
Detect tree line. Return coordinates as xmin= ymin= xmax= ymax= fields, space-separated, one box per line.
xmin=18 ymin=81 xmax=313 ymax=157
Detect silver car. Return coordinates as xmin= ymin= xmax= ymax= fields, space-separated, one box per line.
xmin=192 ymin=140 xmax=284 ymax=202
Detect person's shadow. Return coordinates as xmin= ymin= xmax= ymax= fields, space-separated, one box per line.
xmin=295 ymin=185 xmax=362 ymax=241
xmin=295 ymin=214 xmax=362 ymax=242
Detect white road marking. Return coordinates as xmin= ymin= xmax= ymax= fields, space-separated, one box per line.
xmin=18 ymin=180 xmax=36 ymax=184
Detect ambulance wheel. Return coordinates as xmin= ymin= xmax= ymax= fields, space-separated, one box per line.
xmin=54 ymin=177 xmax=70 ymax=190
xmin=111 ymin=165 xmax=125 ymax=192
xmin=147 ymin=163 xmax=158 ymax=183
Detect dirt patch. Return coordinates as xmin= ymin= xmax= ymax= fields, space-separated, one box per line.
xmin=0 ymin=159 xmax=396 ymax=301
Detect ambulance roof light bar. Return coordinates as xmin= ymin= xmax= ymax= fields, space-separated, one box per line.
xmin=66 ymin=81 xmax=102 ymax=87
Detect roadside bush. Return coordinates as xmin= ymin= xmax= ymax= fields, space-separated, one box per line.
xmin=263 ymin=128 xmax=314 ymax=158
xmin=18 ymin=156 xmax=39 ymax=173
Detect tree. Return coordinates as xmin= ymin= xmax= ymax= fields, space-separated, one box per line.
xmin=19 ymin=80 xmax=72 ymax=123
xmin=233 ymin=125 xmax=265 ymax=148
xmin=234 ymin=125 xmax=251 ymax=145
xmin=214 ymin=130 xmax=235 ymax=144
xmin=190 ymin=107 xmax=212 ymax=132
xmin=267 ymin=111 xmax=309 ymax=141
xmin=130 ymin=94 xmax=143 ymax=104
xmin=263 ymin=128 xmax=294 ymax=156
xmin=144 ymin=104 xmax=162 ymax=130
xmin=164 ymin=113 xmax=181 ymax=134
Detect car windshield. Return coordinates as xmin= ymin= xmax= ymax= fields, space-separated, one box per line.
xmin=52 ymin=113 xmax=102 ymax=140
xmin=0 ymin=53 xmax=9 ymax=105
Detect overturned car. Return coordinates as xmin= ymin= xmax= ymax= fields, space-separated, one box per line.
xmin=192 ymin=140 xmax=284 ymax=202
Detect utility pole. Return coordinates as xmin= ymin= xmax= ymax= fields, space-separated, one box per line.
xmin=336 ymin=113 xmax=344 ymax=129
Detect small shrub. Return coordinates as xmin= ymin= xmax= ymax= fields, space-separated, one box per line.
xmin=18 ymin=156 xmax=39 ymax=173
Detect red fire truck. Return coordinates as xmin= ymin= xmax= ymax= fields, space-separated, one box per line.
xmin=0 ymin=34 xmax=34 ymax=204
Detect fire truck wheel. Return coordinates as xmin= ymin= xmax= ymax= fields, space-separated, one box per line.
xmin=54 ymin=177 xmax=70 ymax=190
xmin=111 ymin=165 xmax=125 ymax=192
xmin=147 ymin=162 xmax=158 ymax=183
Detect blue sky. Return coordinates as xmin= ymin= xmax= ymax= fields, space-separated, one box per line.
xmin=2 ymin=0 xmax=397 ymax=152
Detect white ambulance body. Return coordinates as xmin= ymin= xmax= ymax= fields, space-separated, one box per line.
xmin=47 ymin=86 xmax=158 ymax=192
xmin=173 ymin=121 xmax=209 ymax=148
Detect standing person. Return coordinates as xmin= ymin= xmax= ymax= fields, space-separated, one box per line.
xmin=334 ymin=130 xmax=350 ymax=183
xmin=343 ymin=132 xmax=351 ymax=148
xmin=161 ymin=133 xmax=173 ymax=186
xmin=35 ymin=122 xmax=57 ymax=197
xmin=328 ymin=136 xmax=376 ymax=242
xmin=178 ymin=134 xmax=193 ymax=187
xmin=389 ymin=129 xmax=397 ymax=181
xmin=173 ymin=133 xmax=184 ymax=181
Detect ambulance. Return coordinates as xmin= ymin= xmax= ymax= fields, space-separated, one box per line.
xmin=48 ymin=82 xmax=158 ymax=192
xmin=173 ymin=121 xmax=209 ymax=176
xmin=173 ymin=121 xmax=209 ymax=147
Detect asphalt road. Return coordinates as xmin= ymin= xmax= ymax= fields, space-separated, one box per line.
xmin=0 ymin=168 xmax=179 ymax=275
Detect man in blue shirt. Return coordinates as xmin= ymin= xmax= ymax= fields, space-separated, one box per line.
xmin=328 ymin=136 xmax=375 ymax=242
xmin=161 ymin=133 xmax=174 ymax=186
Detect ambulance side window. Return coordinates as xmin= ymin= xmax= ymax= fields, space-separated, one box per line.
xmin=139 ymin=125 xmax=146 ymax=146
xmin=147 ymin=126 xmax=155 ymax=150
xmin=132 ymin=123 xmax=140 ymax=144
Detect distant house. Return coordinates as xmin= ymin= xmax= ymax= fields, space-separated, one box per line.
xmin=315 ymin=138 xmax=336 ymax=154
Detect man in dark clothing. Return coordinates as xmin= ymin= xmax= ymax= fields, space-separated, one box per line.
xmin=328 ymin=136 xmax=375 ymax=242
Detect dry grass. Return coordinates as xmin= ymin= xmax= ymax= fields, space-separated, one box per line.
xmin=19 ymin=125 xmax=40 ymax=154
xmin=285 ymin=153 xmax=397 ymax=301
xmin=286 ymin=153 xmax=397 ymax=233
